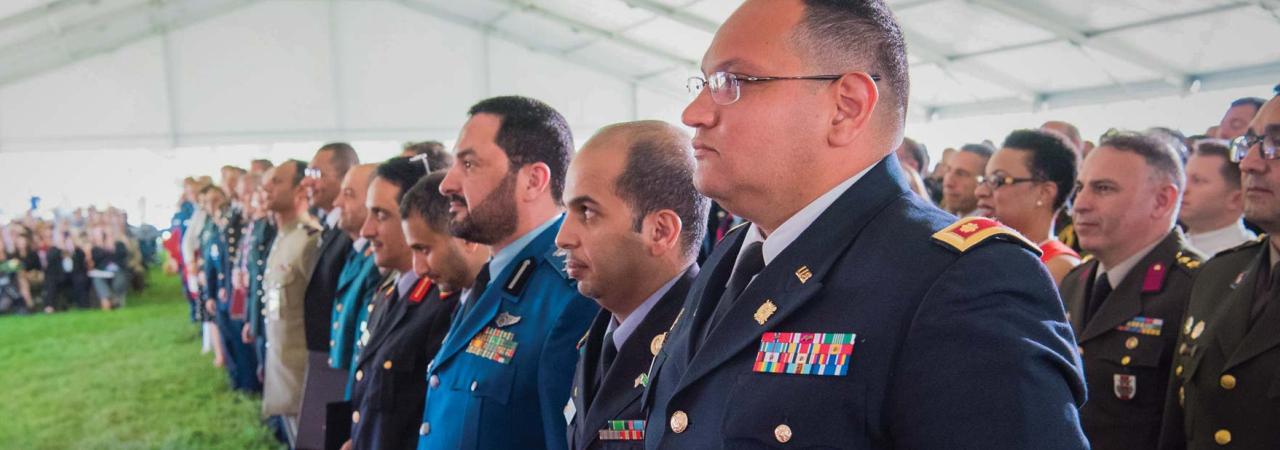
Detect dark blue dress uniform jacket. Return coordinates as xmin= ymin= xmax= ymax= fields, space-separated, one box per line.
xmin=642 ymin=156 xmax=1089 ymax=449
xmin=417 ymin=216 xmax=599 ymax=450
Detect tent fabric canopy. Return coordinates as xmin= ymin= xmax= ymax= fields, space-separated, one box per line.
xmin=0 ymin=0 xmax=1277 ymax=153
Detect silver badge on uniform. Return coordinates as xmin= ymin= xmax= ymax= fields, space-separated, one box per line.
xmin=1114 ymin=374 xmax=1136 ymax=400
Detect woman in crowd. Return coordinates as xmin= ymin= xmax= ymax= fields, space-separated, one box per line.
xmin=974 ymin=129 xmax=1082 ymax=284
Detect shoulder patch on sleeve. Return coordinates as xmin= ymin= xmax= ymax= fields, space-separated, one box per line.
xmin=932 ymin=217 xmax=1041 ymax=257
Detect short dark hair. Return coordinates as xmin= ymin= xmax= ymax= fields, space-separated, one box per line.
xmin=375 ymin=157 xmax=429 ymax=204
xmin=1098 ymin=132 xmax=1185 ymax=191
xmin=795 ymin=0 xmax=909 ymax=119
xmin=1231 ymin=97 xmax=1266 ymax=111
xmin=606 ymin=122 xmax=710 ymax=259
xmin=286 ymin=159 xmax=308 ymax=187
xmin=318 ymin=142 xmax=359 ymax=177
xmin=403 ymin=141 xmax=454 ymax=172
xmin=899 ymin=137 xmax=929 ymax=174
xmin=1002 ymin=129 xmax=1078 ymax=211
xmin=399 ymin=171 xmax=451 ymax=233
xmin=467 ymin=96 xmax=573 ymax=203
xmin=1192 ymin=140 xmax=1241 ymax=190
xmin=960 ymin=142 xmax=995 ymax=159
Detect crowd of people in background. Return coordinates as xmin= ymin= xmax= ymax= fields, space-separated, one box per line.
xmin=19 ymin=0 xmax=1275 ymax=447
xmin=1 ymin=207 xmax=156 ymax=315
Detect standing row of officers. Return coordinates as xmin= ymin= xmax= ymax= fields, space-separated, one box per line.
xmin=181 ymin=0 xmax=1280 ymax=448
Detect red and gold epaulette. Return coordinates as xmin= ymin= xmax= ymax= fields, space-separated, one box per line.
xmin=932 ymin=217 xmax=1041 ymax=256
xmin=409 ymin=277 xmax=433 ymax=304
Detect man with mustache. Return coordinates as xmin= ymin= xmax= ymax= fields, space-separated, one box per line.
xmin=417 ymin=96 xmax=598 ymax=450
xmin=642 ymin=1 xmax=1086 ymax=448
xmin=1161 ymin=88 xmax=1280 ymax=450
xmin=556 ymin=121 xmax=707 ymax=450
xmin=1060 ymin=132 xmax=1202 ymax=450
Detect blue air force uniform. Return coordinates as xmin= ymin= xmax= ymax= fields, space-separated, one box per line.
xmin=245 ymin=217 xmax=278 ymax=380
xmin=641 ymin=156 xmax=1088 ymax=449
xmin=417 ymin=216 xmax=599 ymax=450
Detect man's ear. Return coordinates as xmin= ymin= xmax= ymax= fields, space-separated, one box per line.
xmin=519 ymin=163 xmax=553 ymax=202
xmin=828 ymin=73 xmax=879 ymax=148
xmin=642 ymin=210 xmax=684 ymax=257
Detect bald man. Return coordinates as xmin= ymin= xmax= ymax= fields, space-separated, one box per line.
xmin=555 ymin=122 xmax=708 ymax=450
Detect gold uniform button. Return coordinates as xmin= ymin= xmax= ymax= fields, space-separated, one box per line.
xmin=329 ymin=339 xmax=335 ymax=347
xmin=336 ymin=304 xmax=344 ymax=312
xmin=383 ymin=360 xmax=393 ymax=370
xmin=352 ymin=411 xmax=361 ymax=424
xmin=1220 ymin=374 xmax=1237 ymax=390
xmin=355 ymin=370 xmax=364 ymax=381
xmin=333 ymin=323 xmax=339 ymax=330
xmin=420 ymin=422 xmax=430 ymax=436
xmin=670 ymin=411 xmax=688 ymax=434
xmin=1121 ymin=356 xmax=1132 ymax=366
xmin=1125 ymin=336 xmax=1139 ymax=349
xmin=1215 ymin=429 xmax=1231 ymax=445
xmin=430 ymin=375 xmax=440 ymax=389
xmin=774 ymin=424 xmax=793 ymax=443
xmin=1175 ymin=365 xmax=1183 ymax=377
xmin=1077 ymin=346 xmax=1084 ymax=355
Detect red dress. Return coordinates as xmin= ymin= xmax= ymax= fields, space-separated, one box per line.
xmin=1039 ymin=239 xmax=1079 ymax=264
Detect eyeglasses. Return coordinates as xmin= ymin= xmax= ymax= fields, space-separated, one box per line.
xmin=687 ymin=71 xmax=881 ymax=106
xmin=976 ymin=175 xmax=1038 ymax=189
xmin=1229 ymin=128 xmax=1280 ymax=163
xmin=304 ymin=168 xmax=324 ymax=179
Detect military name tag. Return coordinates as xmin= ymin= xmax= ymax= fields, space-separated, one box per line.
xmin=1114 ymin=374 xmax=1136 ymax=400
xmin=598 ymin=420 xmax=645 ymax=441
xmin=753 ymin=332 xmax=855 ymax=376
xmin=1115 ymin=317 xmax=1163 ymax=336
xmin=466 ymin=326 xmax=518 ymax=364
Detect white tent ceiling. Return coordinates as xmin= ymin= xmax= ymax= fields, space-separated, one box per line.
xmin=0 ymin=0 xmax=1278 ymax=154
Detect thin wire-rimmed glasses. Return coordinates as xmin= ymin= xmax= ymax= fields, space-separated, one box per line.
xmin=687 ymin=71 xmax=882 ymax=106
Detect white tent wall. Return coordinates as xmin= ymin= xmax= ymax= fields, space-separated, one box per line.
xmin=0 ymin=0 xmax=690 ymax=225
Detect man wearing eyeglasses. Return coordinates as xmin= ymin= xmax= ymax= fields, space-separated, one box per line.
xmin=1160 ymin=88 xmax=1280 ymax=450
xmin=641 ymin=1 xmax=1086 ymax=449
xmin=297 ymin=142 xmax=361 ymax=449
xmin=1060 ymin=131 xmax=1202 ymax=450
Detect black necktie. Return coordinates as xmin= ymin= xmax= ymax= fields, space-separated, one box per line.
xmin=599 ymin=329 xmax=618 ymax=379
xmin=1085 ymin=272 xmax=1112 ymax=323
xmin=460 ymin=263 xmax=491 ymax=321
xmin=705 ymin=242 xmax=766 ymax=337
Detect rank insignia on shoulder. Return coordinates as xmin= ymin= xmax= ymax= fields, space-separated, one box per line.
xmin=932 ymin=217 xmax=1041 ymax=256
xmin=494 ymin=311 xmax=521 ymax=328
xmin=599 ymin=420 xmax=645 ymax=441
xmin=753 ymin=332 xmax=855 ymax=376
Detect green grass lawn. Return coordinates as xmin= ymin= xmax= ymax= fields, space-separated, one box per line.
xmin=0 ymin=268 xmax=282 ymax=450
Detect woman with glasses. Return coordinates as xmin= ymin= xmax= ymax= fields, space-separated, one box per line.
xmin=975 ymin=129 xmax=1081 ymax=284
